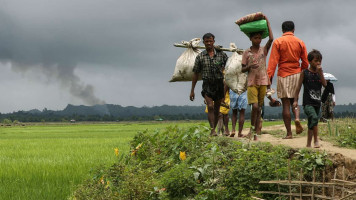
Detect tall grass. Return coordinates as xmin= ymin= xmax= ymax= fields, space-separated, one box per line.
xmin=319 ymin=118 xmax=356 ymax=148
xmin=0 ymin=122 xmax=200 ymax=200
xmin=0 ymin=120 xmax=280 ymax=199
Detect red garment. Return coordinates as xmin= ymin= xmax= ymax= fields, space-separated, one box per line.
xmin=267 ymin=32 xmax=309 ymax=79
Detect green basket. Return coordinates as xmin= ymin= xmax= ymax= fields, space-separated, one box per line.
xmin=239 ymin=19 xmax=269 ymax=39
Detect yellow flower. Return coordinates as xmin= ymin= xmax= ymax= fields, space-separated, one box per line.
xmin=114 ymin=148 xmax=119 ymax=157
xmin=99 ymin=176 xmax=105 ymax=184
xmin=135 ymin=143 xmax=143 ymax=150
xmin=179 ymin=151 xmax=186 ymax=161
xmin=131 ymin=143 xmax=142 ymax=156
xmin=105 ymin=181 xmax=110 ymax=189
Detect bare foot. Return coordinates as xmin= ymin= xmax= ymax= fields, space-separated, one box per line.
xmin=210 ymin=129 xmax=217 ymax=136
xmin=282 ymin=135 xmax=293 ymax=139
xmin=246 ymin=133 xmax=252 ymax=139
xmin=306 ymin=145 xmax=312 ymax=148
xmin=314 ymin=142 xmax=320 ymax=148
xmin=253 ymin=135 xmax=258 ymax=141
xmin=237 ymin=134 xmax=245 ymax=138
xmin=230 ymin=131 xmax=235 ymax=137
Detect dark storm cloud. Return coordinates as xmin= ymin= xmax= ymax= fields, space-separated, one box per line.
xmin=0 ymin=0 xmax=355 ymax=112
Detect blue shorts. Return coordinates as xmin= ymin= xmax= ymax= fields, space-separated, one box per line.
xmin=229 ymin=90 xmax=247 ymax=110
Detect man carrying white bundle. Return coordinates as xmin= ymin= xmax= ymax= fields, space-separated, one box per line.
xmin=190 ymin=33 xmax=228 ymax=136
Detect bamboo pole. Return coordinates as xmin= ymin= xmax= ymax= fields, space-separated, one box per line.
xmin=312 ymin=167 xmax=315 ymax=200
xmin=332 ymin=168 xmax=337 ymax=198
xmin=288 ymin=159 xmax=292 ymax=200
xmin=342 ymin=166 xmax=345 ymax=198
xmin=331 ymin=179 xmax=356 ymax=186
xmin=275 ymin=159 xmax=281 ymax=200
xmin=173 ymin=43 xmax=244 ymax=54
xmin=338 ymin=191 xmax=356 ymax=200
xmin=300 ymin=168 xmax=303 ymax=200
xmin=258 ymin=191 xmax=335 ymax=200
xmin=251 ymin=197 xmax=266 ymax=200
xmin=259 ymin=180 xmax=352 ymax=187
xmin=323 ymin=170 xmax=326 ymax=196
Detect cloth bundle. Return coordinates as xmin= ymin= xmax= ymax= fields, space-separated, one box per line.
xmin=236 ymin=12 xmax=269 ymax=39
xmin=170 ymin=38 xmax=202 ymax=82
xmin=235 ymin=12 xmax=264 ymax=25
xmin=224 ymin=43 xmax=247 ymax=95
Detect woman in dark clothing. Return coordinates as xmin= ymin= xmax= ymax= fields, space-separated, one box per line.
xmin=320 ymin=81 xmax=335 ymax=122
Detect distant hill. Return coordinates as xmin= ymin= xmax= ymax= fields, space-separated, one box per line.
xmin=0 ymin=103 xmax=355 ymax=122
xmin=59 ymin=104 xmax=207 ymax=117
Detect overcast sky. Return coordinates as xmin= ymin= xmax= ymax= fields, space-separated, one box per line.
xmin=0 ymin=0 xmax=355 ymax=113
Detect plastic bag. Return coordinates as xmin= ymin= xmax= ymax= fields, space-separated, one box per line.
xmin=239 ymin=19 xmax=269 ymax=39
xmin=170 ymin=38 xmax=202 ymax=82
xmin=224 ymin=43 xmax=247 ymax=94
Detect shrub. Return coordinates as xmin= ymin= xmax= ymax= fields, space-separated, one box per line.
xmin=71 ymin=125 xmax=333 ymax=200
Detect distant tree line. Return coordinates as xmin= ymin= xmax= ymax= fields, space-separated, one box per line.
xmin=0 ymin=103 xmax=355 ymax=123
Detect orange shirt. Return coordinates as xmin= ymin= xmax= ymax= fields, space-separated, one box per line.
xmin=267 ymin=32 xmax=309 ymax=79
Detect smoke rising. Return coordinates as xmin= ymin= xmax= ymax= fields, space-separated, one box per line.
xmin=0 ymin=7 xmax=105 ymax=106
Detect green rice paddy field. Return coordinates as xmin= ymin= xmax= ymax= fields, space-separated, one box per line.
xmin=0 ymin=121 xmax=281 ymax=200
xmin=0 ymin=121 xmax=208 ymax=200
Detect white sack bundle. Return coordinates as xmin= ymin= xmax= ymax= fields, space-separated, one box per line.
xmin=170 ymin=38 xmax=202 ymax=82
xmin=224 ymin=43 xmax=247 ymax=94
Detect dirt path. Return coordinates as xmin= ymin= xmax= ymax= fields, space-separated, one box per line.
xmin=233 ymin=124 xmax=356 ymax=161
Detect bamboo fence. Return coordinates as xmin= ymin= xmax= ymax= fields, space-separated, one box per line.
xmin=253 ymin=163 xmax=356 ymax=200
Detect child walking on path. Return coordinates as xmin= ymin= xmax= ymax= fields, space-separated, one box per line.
xmin=293 ymin=49 xmax=327 ymax=148
xmin=241 ymin=15 xmax=273 ymax=140
xmin=229 ymin=90 xmax=247 ymax=137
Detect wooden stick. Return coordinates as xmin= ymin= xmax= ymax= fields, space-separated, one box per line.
xmin=312 ymin=167 xmax=315 ymax=200
xmin=300 ymin=168 xmax=303 ymax=200
xmin=338 ymin=191 xmax=356 ymax=200
xmin=332 ymin=168 xmax=337 ymax=198
xmin=288 ymin=159 xmax=292 ymax=200
xmin=323 ymin=170 xmax=326 ymax=196
xmin=173 ymin=43 xmax=244 ymax=54
xmin=258 ymin=191 xmax=335 ymax=200
xmin=331 ymin=179 xmax=356 ymax=185
xmin=275 ymin=160 xmax=281 ymax=200
xmin=251 ymin=197 xmax=266 ymax=200
xmin=259 ymin=180 xmax=353 ymax=187
xmin=342 ymin=166 xmax=345 ymax=198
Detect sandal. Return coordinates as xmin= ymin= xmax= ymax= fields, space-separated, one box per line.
xmin=269 ymin=98 xmax=281 ymax=107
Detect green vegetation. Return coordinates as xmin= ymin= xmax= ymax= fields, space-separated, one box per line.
xmin=1 ymin=119 xmax=350 ymax=199
xmin=72 ymin=124 xmax=332 ymax=200
xmin=0 ymin=122 xmax=199 ymax=200
xmin=319 ymin=118 xmax=356 ymax=149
